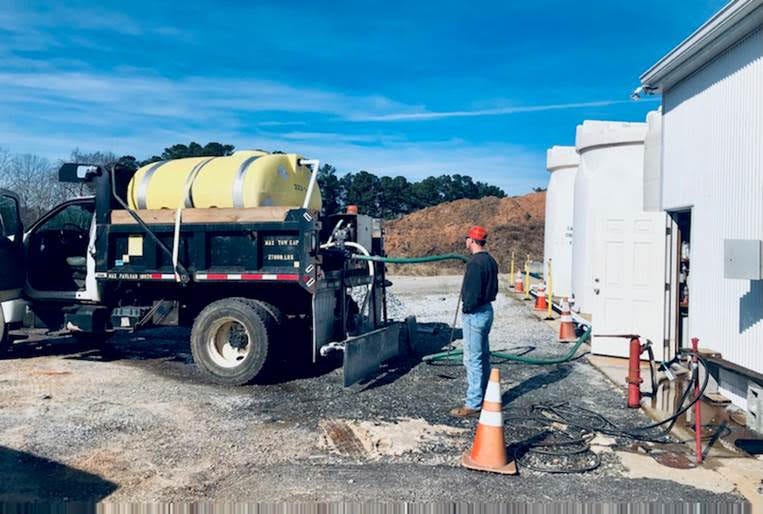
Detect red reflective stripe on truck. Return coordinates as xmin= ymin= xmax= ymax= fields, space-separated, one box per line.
xmin=240 ymin=273 xmax=299 ymax=281
xmin=194 ymin=273 xmax=300 ymax=282
xmin=149 ymin=273 xmax=175 ymax=280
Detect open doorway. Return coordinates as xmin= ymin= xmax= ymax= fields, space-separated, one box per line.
xmin=667 ymin=209 xmax=692 ymax=356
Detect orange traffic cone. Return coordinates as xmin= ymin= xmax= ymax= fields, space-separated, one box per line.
xmin=514 ymin=271 xmax=524 ymax=293
xmin=461 ymin=368 xmax=518 ymax=475
xmin=534 ymin=283 xmax=548 ymax=311
xmin=559 ymin=298 xmax=576 ymax=342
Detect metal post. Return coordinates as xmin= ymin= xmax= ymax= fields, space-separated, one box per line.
xmin=547 ymin=258 xmax=553 ymax=319
xmin=299 ymin=158 xmax=320 ymax=209
xmin=510 ymin=251 xmax=515 ymax=289
xmin=524 ymin=255 xmax=530 ymax=300
xmin=691 ymin=337 xmax=703 ymax=464
xmin=627 ymin=336 xmax=643 ymax=408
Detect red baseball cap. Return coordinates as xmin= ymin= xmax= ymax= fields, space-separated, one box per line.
xmin=467 ymin=226 xmax=488 ymax=241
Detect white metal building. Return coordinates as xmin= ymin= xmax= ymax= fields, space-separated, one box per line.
xmin=543 ymin=146 xmax=579 ymax=299
xmin=640 ymin=0 xmax=763 ymax=414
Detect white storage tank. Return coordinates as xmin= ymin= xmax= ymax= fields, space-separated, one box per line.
xmin=642 ymin=110 xmax=663 ymax=212
xmin=543 ymin=146 xmax=579 ymax=299
xmin=573 ymin=119 xmax=669 ymax=360
xmin=572 ymin=120 xmax=647 ymax=317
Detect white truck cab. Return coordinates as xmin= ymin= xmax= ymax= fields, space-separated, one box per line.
xmin=0 ymin=191 xmax=100 ymax=349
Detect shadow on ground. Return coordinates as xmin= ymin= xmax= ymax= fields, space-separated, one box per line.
xmin=358 ymin=322 xmax=453 ymax=391
xmin=502 ymin=364 xmax=573 ymax=405
xmin=0 ymin=445 xmax=117 ymax=502
xmin=5 ymin=326 xmax=344 ymax=386
xmin=5 ymin=320 xmax=478 ymax=390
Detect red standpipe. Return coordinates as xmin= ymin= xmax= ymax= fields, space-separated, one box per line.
xmin=691 ymin=337 xmax=703 ymax=465
xmin=626 ymin=336 xmax=643 ymax=409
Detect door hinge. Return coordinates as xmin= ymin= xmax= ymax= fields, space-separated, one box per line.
xmin=665 ymin=283 xmax=671 ymax=291
xmin=666 ymin=227 xmax=672 ymax=236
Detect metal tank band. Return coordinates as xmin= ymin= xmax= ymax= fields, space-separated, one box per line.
xmin=136 ymin=160 xmax=168 ymax=209
xmin=183 ymin=157 xmax=216 ymax=208
xmin=232 ymin=155 xmax=262 ymax=209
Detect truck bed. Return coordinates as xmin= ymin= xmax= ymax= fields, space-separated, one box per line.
xmin=95 ymin=207 xmax=321 ymax=291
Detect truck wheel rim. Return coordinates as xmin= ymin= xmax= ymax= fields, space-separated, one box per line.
xmin=208 ymin=317 xmax=251 ymax=369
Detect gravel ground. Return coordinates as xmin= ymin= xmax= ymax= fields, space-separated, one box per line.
xmin=0 ymin=275 xmax=749 ymax=506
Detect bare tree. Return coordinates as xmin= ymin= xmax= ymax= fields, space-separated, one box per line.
xmin=0 ymin=153 xmax=80 ymax=225
xmin=67 ymin=148 xmax=119 ymax=167
xmin=0 ymin=148 xmax=139 ymax=226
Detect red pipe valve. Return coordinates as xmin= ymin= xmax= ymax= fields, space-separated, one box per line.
xmin=595 ymin=334 xmax=651 ymax=409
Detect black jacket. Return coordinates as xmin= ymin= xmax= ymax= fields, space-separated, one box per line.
xmin=462 ymin=251 xmax=498 ymax=313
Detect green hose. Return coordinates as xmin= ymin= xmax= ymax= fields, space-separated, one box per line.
xmin=423 ymin=324 xmax=592 ymax=365
xmin=351 ymin=253 xmax=468 ymax=264
xmin=350 ymin=251 xmax=590 ymax=366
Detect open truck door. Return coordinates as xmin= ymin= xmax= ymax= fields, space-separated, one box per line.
xmin=0 ymin=190 xmax=26 ymax=350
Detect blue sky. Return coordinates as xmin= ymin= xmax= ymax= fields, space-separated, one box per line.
xmin=0 ymin=0 xmax=726 ymax=194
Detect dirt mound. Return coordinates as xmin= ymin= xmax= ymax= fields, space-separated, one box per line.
xmin=385 ymin=192 xmax=545 ymax=274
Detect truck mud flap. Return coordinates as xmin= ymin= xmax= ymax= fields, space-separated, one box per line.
xmin=343 ymin=323 xmax=403 ymax=387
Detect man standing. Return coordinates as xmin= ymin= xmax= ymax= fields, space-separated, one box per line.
xmin=450 ymin=225 xmax=499 ymax=417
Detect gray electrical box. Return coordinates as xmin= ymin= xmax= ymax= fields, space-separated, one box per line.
xmin=724 ymin=239 xmax=762 ymax=280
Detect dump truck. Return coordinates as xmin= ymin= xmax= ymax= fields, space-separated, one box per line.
xmin=0 ymin=152 xmax=403 ymax=386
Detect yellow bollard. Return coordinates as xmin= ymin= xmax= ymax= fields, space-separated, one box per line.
xmin=509 ymin=251 xmax=515 ymax=289
xmin=547 ymin=258 xmax=553 ymax=319
xmin=524 ymin=256 xmax=530 ymax=300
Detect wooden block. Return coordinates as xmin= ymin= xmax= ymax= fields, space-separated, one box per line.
xmin=110 ymin=207 xmax=292 ymax=225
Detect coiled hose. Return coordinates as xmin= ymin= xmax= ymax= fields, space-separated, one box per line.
xmin=424 ymin=325 xmax=591 ymax=365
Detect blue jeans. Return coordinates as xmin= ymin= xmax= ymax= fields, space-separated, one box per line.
xmin=462 ymin=303 xmax=494 ymax=409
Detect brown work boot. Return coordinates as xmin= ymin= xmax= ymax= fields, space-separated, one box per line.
xmin=450 ymin=406 xmax=480 ymax=418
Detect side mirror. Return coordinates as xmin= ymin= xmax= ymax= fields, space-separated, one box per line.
xmin=59 ymin=163 xmax=102 ymax=183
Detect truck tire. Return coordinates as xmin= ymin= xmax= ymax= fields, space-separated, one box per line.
xmin=234 ymin=298 xmax=284 ymax=327
xmin=235 ymin=298 xmax=292 ymax=364
xmin=190 ymin=298 xmax=274 ymax=385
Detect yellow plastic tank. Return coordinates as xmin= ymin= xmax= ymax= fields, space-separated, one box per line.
xmin=127 ymin=151 xmax=322 ymax=210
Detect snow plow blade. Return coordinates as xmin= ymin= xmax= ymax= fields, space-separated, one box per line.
xmin=343 ymin=323 xmax=404 ymax=387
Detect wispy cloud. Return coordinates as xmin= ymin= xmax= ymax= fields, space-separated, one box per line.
xmin=0 ymin=66 xmax=653 ymax=128
xmin=2 ymin=4 xmax=182 ymax=39
xmin=0 ymin=62 xmax=652 ymax=194
xmin=257 ymin=121 xmax=308 ymax=127
xmin=0 ymin=69 xmax=413 ymax=124
xmin=0 ymin=116 xmax=545 ymax=194
xmin=350 ymin=99 xmax=650 ymax=122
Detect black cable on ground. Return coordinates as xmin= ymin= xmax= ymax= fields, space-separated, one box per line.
xmin=503 ymin=351 xmax=710 ymax=473
xmin=527 ymin=352 xmax=708 ymax=439
xmin=504 ymin=415 xmax=601 ymax=473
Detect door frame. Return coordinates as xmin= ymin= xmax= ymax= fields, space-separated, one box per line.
xmin=666 ymin=207 xmax=693 ymax=360
xmin=0 ymin=188 xmax=25 ymax=298
xmin=23 ymin=196 xmax=98 ymax=302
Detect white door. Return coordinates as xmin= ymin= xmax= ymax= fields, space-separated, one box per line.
xmin=591 ymin=210 xmax=668 ymax=361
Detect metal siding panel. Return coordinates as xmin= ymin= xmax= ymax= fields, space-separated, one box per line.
xmin=662 ymin=27 xmax=763 ymax=374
